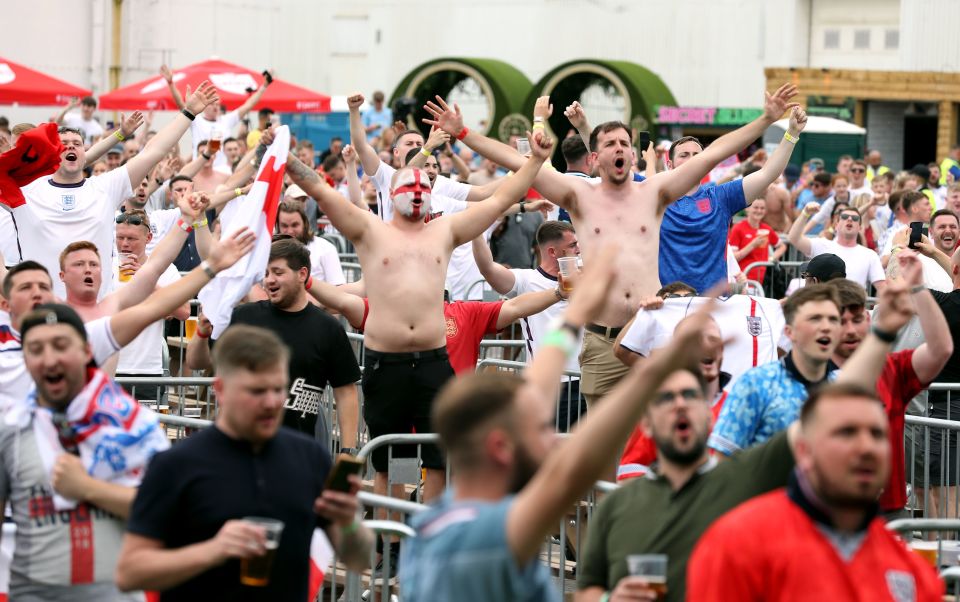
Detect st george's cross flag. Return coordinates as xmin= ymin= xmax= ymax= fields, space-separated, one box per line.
xmin=198 ymin=125 xmax=289 ymax=338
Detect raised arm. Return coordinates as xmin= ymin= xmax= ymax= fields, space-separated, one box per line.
xmin=159 ymin=65 xmax=186 ymax=110
xmin=346 ymin=94 xmax=382 ymax=177
xmin=563 ymin=101 xmax=592 ymax=150
xmin=787 ymin=201 xmax=819 ymax=256
xmin=495 ymin=287 xmax=564 ymax=330
xmin=233 ymin=73 xmax=271 ymax=119
xmin=894 ymin=251 xmax=954 ymax=382
xmin=85 ymin=111 xmax=144 ymax=166
xmin=446 ymin=142 xmax=473 ymax=182
xmin=125 ymin=82 xmax=220 ymax=188
xmin=340 ymin=145 xmax=366 ymax=210
xmin=54 ymin=97 xmax=79 ymax=124
xmin=508 ymin=261 xmax=715 ymax=565
xmin=407 ymin=127 xmax=450 ymax=169
xmin=307 ymin=280 xmax=366 ymax=329
xmin=742 ymin=107 xmax=806 ymax=201
xmin=449 ymin=131 xmax=551 ymax=246
xmin=287 ymin=153 xmax=372 ymax=242
xmin=108 ymin=228 xmax=255 ymax=347
xmin=654 ymin=84 xmax=798 ymax=206
xmin=471 ymin=236 xmax=517 ymax=294
xmin=837 ymin=269 xmax=916 ymax=389
xmin=424 ymin=95 xmax=580 ymax=211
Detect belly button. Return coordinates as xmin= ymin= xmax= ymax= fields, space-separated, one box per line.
xmin=409 ymin=324 xmax=415 ymax=330
xmin=436 ymin=256 xmax=441 ymax=263
xmin=640 ymin=226 xmax=647 ymax=233
xmin=383 ymin=258 xmax=389 ymax=265
xmin=594 ymin=227 xmax=601 ymax=234
xmin=625 ymin=292 xmax=631 ymax=299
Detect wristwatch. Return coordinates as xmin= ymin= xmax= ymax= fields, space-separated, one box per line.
xmin=340 ymin=447 xmax=358 ymax=456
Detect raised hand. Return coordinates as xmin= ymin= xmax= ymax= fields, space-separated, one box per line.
xmin=119 ymin=111 xmax=145 ymax=139
xmin=896 ymin=248 xmax=924 ymax=287
xmin=528 ymin=130 xmax=554 ymax=161
xmin=159 ymin=64 xmax=174 ymax=83
xmin=533 ymin=96 xmax=553 ymax=121
xmin=763 ymin=83 xmax=800 ymax=122
xmin=208 ymin=227 xmax=256 ymax=273
xmin=565 ymin=244 xmax=619 ymax=326
xmin=177 ymin=191 xmax=210 ymax=221
xmin=803 ymin=201 xmax=821 ymax=217
xmin=341 ymin=144 xmax=357 ymax=164
xmin=788 ymin=106 xmax=808 ymax=136
xmin=423 ymin=96 xmax=464 ymax=137
xmin=425 ymin=126 xmax=450 ymax=151
xmin=346 ymin=93 xmax=364 ymax=112
xmin=184 ymin=81 xmax=220 ymax=115
xmin=563 ymin=101 xmax=588 ymax=130
xmin=873 ymin=275 xmax=915 ymax=334
xmin=391 ymin=120 xmax=407 ymax=136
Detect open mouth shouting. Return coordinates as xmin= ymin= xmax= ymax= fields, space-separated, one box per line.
xmin=815 ymin=335 xmax=833 ymax=352
xmin=613 ymin=156 xmax=626 ymax=173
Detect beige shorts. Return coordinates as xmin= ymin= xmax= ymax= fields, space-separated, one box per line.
xmin=579 ymin=329 xmax=630 ymax=403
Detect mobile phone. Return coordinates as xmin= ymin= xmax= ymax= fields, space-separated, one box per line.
xmin=638 ymin=131 xmax=651 ymax=152
xmin=325 ymin=454 xmax=364 ymax=492
xmin=950 ymin=165 xmax=960 ymax=181
xmin=262 ymin=70 xmax=274 ymax=85
xmin=908 ymin=221 xmax=927 ymax=249
xmin=516 ymin=137 xmax=531 ymax=156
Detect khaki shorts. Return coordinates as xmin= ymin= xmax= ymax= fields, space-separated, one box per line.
xmin=579 ymin=329 xmax=630 ymax=404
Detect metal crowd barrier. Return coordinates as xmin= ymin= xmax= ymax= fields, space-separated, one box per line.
xmin=476 ymin=359 xmax=586 ymax=432
xmin=905 ymin=385 xmax=960 ymax=523
xmin=888 ymin=518 xmax=960 ymax=597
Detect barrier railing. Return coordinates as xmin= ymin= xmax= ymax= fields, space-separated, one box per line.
xmin=905 ymin=386 xmax=960 ymax=522
xmin=476 ymin=359 xmax=585 ymax=431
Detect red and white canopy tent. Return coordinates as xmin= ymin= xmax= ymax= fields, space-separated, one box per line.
xmin=0 ymin=57 xmax=91 ymax=106
xmin=98 ymin=58 xmax=331 ymax=113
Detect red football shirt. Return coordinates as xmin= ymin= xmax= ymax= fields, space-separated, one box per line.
xmin=878 ymin=349 xmax=924 ymax=512
xmin=728 ymin=219 xmax=780 ymax=283
xmin=358 ymin=299 xmax=503 ymax=375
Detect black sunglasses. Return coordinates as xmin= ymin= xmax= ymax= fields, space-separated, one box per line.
xmin=116 ymin=214 xmax=144 ymax=226
xmin=838 ymin=214 xmax=861 ymax=222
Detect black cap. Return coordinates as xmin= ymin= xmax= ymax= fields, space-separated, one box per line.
xmin=20 ymin=303 xmax=87 ymax=344
xmin=802 ymin=253 xmax=846 ymax=282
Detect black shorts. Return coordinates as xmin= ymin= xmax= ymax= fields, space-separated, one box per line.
xmin=362 ymin=347 xmax=454 ymax=472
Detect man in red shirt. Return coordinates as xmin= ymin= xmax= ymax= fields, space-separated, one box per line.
xmin=825 ymin=253 xmax=952 ymax=516
xmin=687 ymin=382 xmax=943 ymax=601
xmin=728 ymin=197 xmax=787 ymax=283
xmin=305 ymin=279 xmax=567 ymax=374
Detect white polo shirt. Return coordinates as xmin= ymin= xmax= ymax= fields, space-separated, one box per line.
xmin=115 ymin=264 xmax=181 ymax=374
xmin=307 ymin=237 xmax=346 ymax=285
xmin=509 ymin=267 xmax=581 ymax=377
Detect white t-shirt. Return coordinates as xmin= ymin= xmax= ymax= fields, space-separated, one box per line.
xmin=190 ymin=111 xmax=241 ymax=172
xmin=370 ymin=160 xmax=470 ymax=222
xmin=0 ymin=314 xmax=120 ymax=409
xmin=920 ymin=253 xmax=953 ymax=293
xmin=508 ymin=267 xmax=581 ymax=377
xmin=62 ymin=112 xmax=104 ymax=145
xmin=807 ymin=238 xmax=885 ymax=289
xmin=115 ymin=265 xmax=180 ymax=375
xmin=619 ymin=295 xmax=786 ymax=385
xmin=15 ymin=168 xmax=133 ymax=299
xmin=426 ymin=196 xmax=487 ymax=301
xmin=308 ymin=237 xmax=346 ymax=285
xmin=849 ymin=183 xmax=872 ymax=198
xmin=144 ymin=208 xmax=181 ymax=255
xmin=879 ymin=221 xmax=909 ymax=257
xmin=0 ymin=211 xmax=20 ymax=264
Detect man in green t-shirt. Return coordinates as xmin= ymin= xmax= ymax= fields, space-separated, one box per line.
xmin=575 ymin=274 xmax=918 ymax=602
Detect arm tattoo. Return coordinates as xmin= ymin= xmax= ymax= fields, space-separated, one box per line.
xmin=287 ymin=155 xmax=322 ymax=184
xmin=253 ymin=142 xmax=269 ymax=167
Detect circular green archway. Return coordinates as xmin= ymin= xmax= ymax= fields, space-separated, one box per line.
xmin=391 ymin=58 xmax=533 ymax=141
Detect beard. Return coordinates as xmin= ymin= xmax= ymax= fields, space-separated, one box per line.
xmin=810 ymin=457 xmax=886 ymax=509
xmin=653 ymin=431 xmax=708 ymax=466
xmin=507 ymin=442 xmax=540 ymax=494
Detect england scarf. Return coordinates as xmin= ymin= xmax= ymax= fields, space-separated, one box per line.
xmin=199 ymin=126 xmax=289 ymax=338
xmin=5 ymin=368 xmax=170 ymax=510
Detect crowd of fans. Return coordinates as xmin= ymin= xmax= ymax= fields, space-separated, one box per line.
xmin=0 ymin=69 xmax=958 ymax=601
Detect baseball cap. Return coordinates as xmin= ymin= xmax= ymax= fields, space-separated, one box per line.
xmin=784 ymin=164 xmax=801 ymax=180
xmin=107 ymin=144 xmax=123 ymax=155
xmin=801 ymin=253 xmax=846 ymax=282
xmin=285 ymin=184 xmax=308 ymax=199
xmin=20 ymin=303 xmax=87 ymax=344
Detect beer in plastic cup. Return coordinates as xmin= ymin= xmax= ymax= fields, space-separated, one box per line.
xmin=184 ymin=316 xmax=198 ymax=340
xmin=240 ymin=517 xmax=284 ymax=587
xmin=208 ymin=128 xmax=223 ymax=154
xmin=757 ymin=228 xmax=770 ymax=244
xmin=627 ymin=554 xmax=667 ymax=600
xmin=118 ymin=253 xmax=136 ymax=282
xmin=516 ymin=137 xmax=531 ymax=156
xmin=910 ymin=541 xmax=939 ymax=567
xmin=557 ymin=257 xmax=579 ymax=292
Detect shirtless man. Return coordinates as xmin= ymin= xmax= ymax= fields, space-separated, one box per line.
xmin=762 ymin=182 xmax=794 ymax=232
xmin=284 ymin=128 xmax=554 ymax=504
xmin=424 ymin=84 xmax=799 ymax=403
xmin=191 ymin=142 xmax=230 ymax=193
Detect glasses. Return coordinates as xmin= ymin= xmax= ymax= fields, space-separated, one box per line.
xmin=652 ymin=388 xmax=705 ymax=407
xmin=850 ymin=168 xmax=866 ymax=173
xmin=838 ymin=214 xmax=861 ymax=222
xmin=116 ymin=214 xmax=144 ymax=226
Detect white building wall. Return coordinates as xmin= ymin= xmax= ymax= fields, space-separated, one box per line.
xmin=0 ymin=0 xmax=954 ymax=129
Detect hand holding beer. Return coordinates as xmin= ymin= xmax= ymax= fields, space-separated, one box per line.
xmin=118 ymin=253 xmax=139 ymax=282
xmin=557 ymin=256 xmax=580 ymax=293
xmin=209 ymin=519 xmax=268 ymax=563
xmin=610 ymin=575 xmax=663 ymax=601
xmin=623 ymin=554 xmax=667 ymax=600
xmin=239 ymin=517 xmax=284 ymax=587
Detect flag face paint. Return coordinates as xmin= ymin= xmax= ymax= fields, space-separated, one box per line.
xmin=391 ymin=168 xmax=431 ymax=220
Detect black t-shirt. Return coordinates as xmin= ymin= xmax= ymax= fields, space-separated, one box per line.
xmin=127 ymin=426 xmax=333 ymax=601
xmin=930 ymin=289 xmax=960 ymax=403
xmin=225 ymin=301 xmax=361 ymax=437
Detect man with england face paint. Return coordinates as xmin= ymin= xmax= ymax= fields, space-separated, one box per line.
xmin=285 ymin=131 xmax=553 ymax=518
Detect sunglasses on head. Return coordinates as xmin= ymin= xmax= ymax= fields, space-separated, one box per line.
xmin=115 ymin=214 xmax=144 ymax=226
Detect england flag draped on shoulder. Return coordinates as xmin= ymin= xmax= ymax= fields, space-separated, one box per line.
xmin=199 ymin=126 xmax=289 ymax=338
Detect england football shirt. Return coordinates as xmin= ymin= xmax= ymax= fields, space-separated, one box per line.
xmin=115 ymin=265 xmax=181 ymax=375
xmin=144 ymin=207 xmax=180 ymax=255
xmin=618 ymin=295 xmax=786 ymax=385
xmin=509 ymin=267 xmax=581 ymax=377
xmin=14 ymin=169 xmax=133 ymax=299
